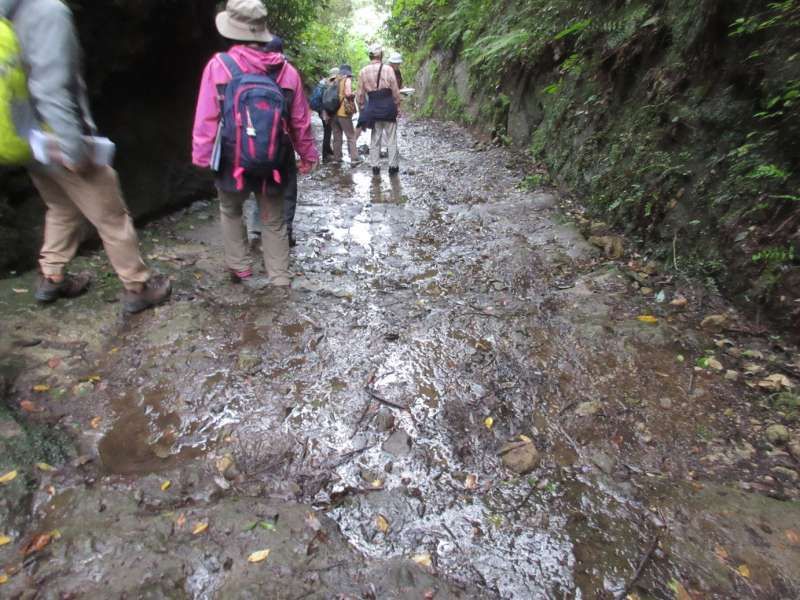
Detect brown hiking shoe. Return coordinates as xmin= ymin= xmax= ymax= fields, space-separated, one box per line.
xmin=35 ymin=273 xmax=92 ymax=303
xmin=122 ymin=275 xmax=172 ymax=314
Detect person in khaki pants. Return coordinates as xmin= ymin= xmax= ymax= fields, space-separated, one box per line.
xmin=2 ymin=0 xmax=171 ymax=313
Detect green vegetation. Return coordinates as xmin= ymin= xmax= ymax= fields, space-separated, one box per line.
xmin=389 ymin=0 xmax=800 ymax=326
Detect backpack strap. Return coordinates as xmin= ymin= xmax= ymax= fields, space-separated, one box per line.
xmin=2 ymin=0 xmax=24 ymax=19
xmin=218 ymin=53 xmax=244 ymax=79
xmin=376 ymin=63 xmax=384 ymax=91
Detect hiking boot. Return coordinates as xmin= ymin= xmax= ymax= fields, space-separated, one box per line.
xmin=122 ymin=275 xmax=172 ymax=314
xmin=372 ymin=167 xmax=381 ymax=176
xmin=35 ymin=272 xmax=92 ymax=303
xmin=388 ymin=166 xmax=400 ymax=176
xmin=287 ymin=225 xmax=297 ymax=248
xmin=230 ymin=268 xmax=254 ymax=284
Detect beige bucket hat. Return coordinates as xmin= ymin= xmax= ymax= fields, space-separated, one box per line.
xmin=216 ymin=0 xmax=274 ymax=43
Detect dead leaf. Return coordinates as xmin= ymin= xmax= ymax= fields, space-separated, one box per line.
xmin=670 ymin=295 xmax=688 ymax=308
xmin=785 ymin=529 xmax=800 ymax=545
xmin=0 ymin=470 xmax=18 ymax=484
xmin=109 ymin=347 xmax=120 ymax=354
xmin=82 ymin=375 xmax=102 ymax=384
xmin=46 ymin=485 xmax=55 ymax=496
xmin=12 ymin=288 xmax=27 ymax=294
xmin=465 ymin=474 xmax=478 ymax=490
xmin=32 ymin=384 xmax=50 ymax=393
xmin=758 ymin=373 xmax=795 ymax=392
xmin=376 ymin=514 xmax=390 ymax=534
xmin=0 ymin=535 xmax=11 ymax=546
xmin=484 ymin=416 xmax=494 ymax=429
xmin=47 ymin=358 xmax=61 ymax=369
xmin=714 ymin=544 xmax=729 ymax=561
xmin=160 ymin=480 xmax=171 ymax=491
xmin=175 ymin=513 xmax=186 ymax=529
xmin=371 ymin=479 xmax=384 ymax=488
xmin=707 ymin=357 xmax=724 ymax=371
xmin=90 ymin=417 xmax=102 ymax=429
xmin=737 ymin=564 xmax=751 ymax=578
xmin=701 ymin=314 xmax=727 ymax=330
xmin=192 ymin=522 xmax=208 ymax=535
xmin=35 ymin=463 xmax=56 ymax=472
xmin=248 ymin=549 xmax=271 ymax=563
xmin=20 ymin=400 xmax=43 ymax=413
xmin=22 ymin=532 xmax=52 ymax=556
xmin=0 ymin=574 xmax=7 ymax=584
xmin=412 ymin=553 xmax=432 ymax=568
xmin=637 ymin=315 xmax=658 ymax=324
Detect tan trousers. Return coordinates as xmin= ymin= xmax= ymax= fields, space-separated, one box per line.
xmin=332 ymin=116 xmax=359 ymax=162
xmin=218 ymin=188 xmax=291 ymax=286
xmin=30 ymin=165 xmax=150 ymax=290
xmin=371 ymin=121 xmax=399 ymax=169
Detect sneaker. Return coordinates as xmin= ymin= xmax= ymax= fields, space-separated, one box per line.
xmin=372 ymin=167 xmax=381 ymax=176
xmin=388 ymin=166 xmax=400 ymax=176
xmin=122 ymin=275 xmax=172 ymax=314
xmin=35 ymin=272 xmax=92 ymax=303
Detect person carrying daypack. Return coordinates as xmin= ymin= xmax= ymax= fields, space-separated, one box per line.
xmin=309 ymin=67 xmax=337 ymax=161
xmin=357 ymin=44 xmax=400 ymax=176
xmin=192 ymin=0 xmax=319 ymax=288
xmin=0 ymin=0 xmax=171 ymax=313
xmin=330 ymin=64 xmax=360 ymax=166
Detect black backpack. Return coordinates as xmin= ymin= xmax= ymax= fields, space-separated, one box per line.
xmin=322 ymin=80 xmax=341 ymax=113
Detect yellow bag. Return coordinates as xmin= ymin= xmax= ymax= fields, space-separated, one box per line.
xmin=0 ymin=15 xmax=30 ymax=164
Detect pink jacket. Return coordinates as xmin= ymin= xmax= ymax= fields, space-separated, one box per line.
xmin=192 ymin=46 xmax=319 ymax=168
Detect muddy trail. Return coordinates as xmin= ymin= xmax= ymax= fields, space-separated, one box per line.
xmin=1 ymin=118 xmax=800 ymax=599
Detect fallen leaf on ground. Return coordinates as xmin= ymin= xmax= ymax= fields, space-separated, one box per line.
xmin=81 ymin=375 xmax=102 ymax=384
xmin=484 ymin=416 xmax=494 ymax=429
xmin=22 ymin=532 xmax=52 ymax=556
xmin=785 ymin=529 xmax=800 ymax=545
xmin=758 ymin=373 xmax=795 ymax=392
xmin=35 ymin=463 xmax=56 ymax=472
xmin=670 ymin=295 xmax=688 ymax=308
xmin=637 ymin=315 xmax=658 ymax=324
xmin=90 ymin=417 xmax=102 ymax=429
xmin=12 ymin=288 xmax=27 ymax=294
xmin=305 ymin=512 xmax=322 ymax=532
xmin=667 ymin=579 xmax=692 ymax=600
xmin=707 ymin=357 xmax=724 ymax=371
xmin=0 ymin=470 xmax=18 ymax=484
xmin=371 ymin=479 xmax=383 ymax=488
xmin=192 ymin=522 xmax=208 ymax=535
xmin=465 ymin=474 xmax=478 ymax=490
xmin=376 ymin=514 xmax=390 ymax=534
xmin=32 ymin=384 xmax=50 ymax=393
xmin=47 ymin=358 xmax=61 ymax=369
xmin=20 ymin=400 xmax=43 ymax=413
xmin=714 ymin=544 xmax=729 ymax=561
xmin=160 ymin=480 xmax=171 ymax=491
xmin=0 ymin=535 xmax=11 ymax=546
xmin=0 ymin=574 xmax=7 ymax=584
xmin=701 ymin=314 xmax=727 ymax=330
xmin=175 ymin=513 xmax=186 ymax=528
xmin=412 ymin=553 xmax=432 ymax=568
xmin=737 ymin=564 xmax=751 ymax=578
xmin=247 ymin=549 xmax=270 ymax=563
xmin=109 ymin=347 xmax=120 ymax=354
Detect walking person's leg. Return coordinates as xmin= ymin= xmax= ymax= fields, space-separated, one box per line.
xmin=283 ymin=153 xmax=298 ymax=246
xmin=322 ymin=118 xmax=333 ymax=160
xmin=257 ymin=186 xmax=291 ymax=286
xmin=31 ymin=165 xmax=170 ymax=312
xmin=332 ymin=118 xmax=344 ymax=162
xmin=385 ymin=121 xmax=400 ymax=174
xmin=218 ymin=189 xmax=253 ymax=280
xmin=370 ymin=122 xmax=384 ymax=173
xmin=339 ymin=117 xmax=360 ymax=164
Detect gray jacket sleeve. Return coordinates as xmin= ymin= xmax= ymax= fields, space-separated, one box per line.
xmin=17 ymin=0 xmax=90 ymax=166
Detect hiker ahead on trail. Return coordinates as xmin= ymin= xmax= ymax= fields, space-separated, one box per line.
xmin=388 ymin=52 xmax=404 ymax=90
xmin=357 ymin=44 xmax=401 ymax=176
xmin=309 ymin=67 xmax=339 ymax=162
xmin=329 ymin=64 xmax=361 ymax=167
xmin=0 ymin=0 xmax=171 ymax=314
xmin=192 ymin=0 xmax=318 ymax=288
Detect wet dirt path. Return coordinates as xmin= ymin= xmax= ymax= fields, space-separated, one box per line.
xmin=1 ymin=118 xmax=800 ymax=598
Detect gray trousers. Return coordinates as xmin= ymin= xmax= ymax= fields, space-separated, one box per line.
xmin=370 ymin=121 xmax=399 ymax=168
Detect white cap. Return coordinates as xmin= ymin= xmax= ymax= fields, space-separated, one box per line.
xmin=388 ymin=52 xmax=403 ymax=64
xmin=368 ymin=43 xmax=383 ymax=57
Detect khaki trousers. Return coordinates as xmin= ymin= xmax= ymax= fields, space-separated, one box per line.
xmin=218 ymin=188 xmax=291 ymax=286
xmin=30 ymin=165 xmax=150 ymax=290
xmin=332 ymin=116 xmax=359 ymax=162
xmin=370 ymin=121 xmax=399 ymax=169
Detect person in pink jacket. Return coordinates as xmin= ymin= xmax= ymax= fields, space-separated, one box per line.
xmin=192 ymin=0 xmax=319 ymax=288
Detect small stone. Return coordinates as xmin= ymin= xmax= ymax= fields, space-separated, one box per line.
xmin=724 ymin=370 xmax=739 ymax=382
xmin=588 ymin=235 xmax=624 ymax=259
xmin=500 ymin=439 xmax=541 ymax=474
xmin=640 ymin=287 xmax=654 ymax=295
xmin=701 ymin=314 xmax=727 ymax=330
xmin=575 ymin=401 xmax=602 ymax=417
xmin=591 ymin=451 xmax=616 ymax=474
xmin=0 ymin=419 xmax=24 ymax=440
xmin=73 ymin=381 xmax=94 ymax=397
xmin=237 ymin=350 xmax=261 ymax=373
xmin=789 ymin=440 xmax=800 ymax=462
xmin=771 ymin=466 xmax=799 ymax=482
xmin=383 ymin=430 xmax=412 ymax=457
xmin=659 ymin=397 xmax=673 ymax=409
xmin=766 ymin=424 xmax=790 ymax=445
